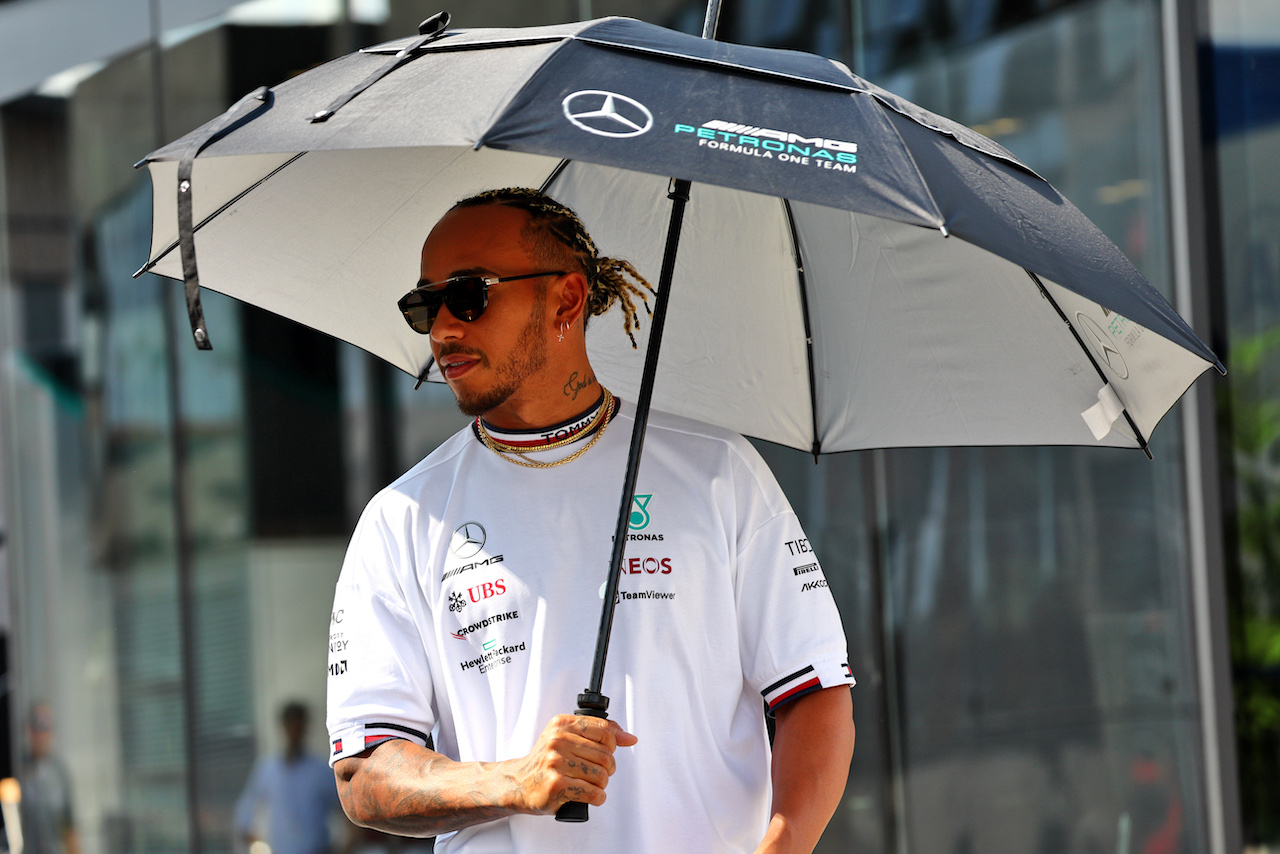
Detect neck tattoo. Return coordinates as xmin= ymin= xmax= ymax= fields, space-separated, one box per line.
xmin=563 ymin=371 xmax=596 ymax=402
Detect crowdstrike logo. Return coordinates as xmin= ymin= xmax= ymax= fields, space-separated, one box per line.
xmin=450 ymin=610 xmax=520 ymax=640
xmin=451 ymin=522 xmax=486 ymax=558
xmin=563 ymin=90 xmax=654 ymax=138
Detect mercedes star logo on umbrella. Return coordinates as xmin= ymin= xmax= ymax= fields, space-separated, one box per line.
xmin=562 ymin=90 xmax=654 ymax=138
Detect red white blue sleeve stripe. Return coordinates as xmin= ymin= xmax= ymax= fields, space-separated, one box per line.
xmin=762 ymin=662 xmax=856 ymax=712
xmin=330 ymin=721 xmax=430 ymax=761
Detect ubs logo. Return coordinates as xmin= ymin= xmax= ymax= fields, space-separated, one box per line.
xmin=451 ymin=522 xmax=486 ymax=558
xmin=467 ymin=578 xmax=508 ymax=604
xmin=1075 ymin=312 xmax=1129 ymax=380
xmin=563 ymin=90 xmax=654 ymax=138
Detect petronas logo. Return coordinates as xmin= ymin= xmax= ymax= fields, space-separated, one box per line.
xmin=629 ymin=494 xmax=653 ymax=530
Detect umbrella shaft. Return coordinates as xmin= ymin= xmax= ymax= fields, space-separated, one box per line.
xmin=702 ymin=0 xmax=723 ymax=39
xmin=586 ymin=179 xmax=693 ymax=696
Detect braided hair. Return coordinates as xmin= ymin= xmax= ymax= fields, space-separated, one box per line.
xmin=453 ymin=187 xmax=655 ymax=347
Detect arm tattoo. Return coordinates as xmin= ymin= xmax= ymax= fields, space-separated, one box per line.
xmin=337 ymin=740 xmax=519 ymax=836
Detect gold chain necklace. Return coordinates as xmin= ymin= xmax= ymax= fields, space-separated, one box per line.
xmin=478 ymin=387 xmax=612 ymax=454
xmin=476 ymin=388 xmax=614 ymax=469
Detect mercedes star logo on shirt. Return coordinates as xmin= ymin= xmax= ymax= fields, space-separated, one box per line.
xmin=451 ymin=522 xmax=487 ymax=558
xmin=562 ymin=90 xmax=654 ymax=138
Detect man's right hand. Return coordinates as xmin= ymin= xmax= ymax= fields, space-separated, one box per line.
xmin=505 ymin=715 xmax=638 ymax=814
xmin=334 ymin=716 xmax=636 ymax=837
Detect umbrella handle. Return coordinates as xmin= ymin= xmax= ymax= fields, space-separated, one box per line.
xmin=555 ymin=801 xmax=589 ymax=823
xmin=554 ymin=694 xmax=609 ymax=823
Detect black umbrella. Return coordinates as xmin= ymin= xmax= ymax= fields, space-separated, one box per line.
xmin=136 ymin=3 xmax=1221 ymax=823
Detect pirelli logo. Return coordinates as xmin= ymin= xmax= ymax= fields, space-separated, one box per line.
xmin=793 ymin=563 xmax=820 ymax=576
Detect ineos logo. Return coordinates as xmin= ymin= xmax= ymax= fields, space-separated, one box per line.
xmin=562 ymin=90 xmax=653 ymax=138
xmin=1075 ymin=313 xmax=1129 ymax=380
xmin=451 ymin=522 xmax=486 ymax=558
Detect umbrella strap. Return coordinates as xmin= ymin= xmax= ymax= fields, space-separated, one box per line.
xmin=176 ymin=85 xmax=274 ymax=349
xmin=309 ymin=12 xmax=451 ymax=124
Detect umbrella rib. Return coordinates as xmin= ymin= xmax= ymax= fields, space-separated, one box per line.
xmin=474 ymin=37 xmax=589 ymax=151
xmin=538 ymin=159 xmax=571 ymax=193
xmin=1025 ymin=270 xmax=1153 ymax=459
xmin=877 ymin=111 xmax=947 ymax=231
xmin=414 ymin=357 xmax=435 ymax=389
xmin=135 ymin=152 xmax=308 ymax=279
xmin=782 ymin=199 xmax=822 ymax=460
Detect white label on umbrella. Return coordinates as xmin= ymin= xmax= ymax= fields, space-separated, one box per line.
xmin=1082 ymin=384 xmax=1126 ymax=440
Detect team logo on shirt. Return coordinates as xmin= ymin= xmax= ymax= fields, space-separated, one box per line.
xmin=785 ymin=538 xmax=813 ymax=556
xmin=465 ymin=578 xmax=508 ymax=604
xmin=447 ymin=580 xmax=510 ymax=613
xmin=615 ymin=589 xmax=676 ymax=603
xmin=629 ymin=494 xmax=653 ymax=530
xmin=443 ymin=554 xmax=504 ymax=581
xmin=451 ymin=522 xmax=487 ymax=557
xmin=450 ymin=610 xmax=520 ymax=639
xmin=793 ymin=560 xmax=827 ymax=591
xmin=459 ymin=640 xmax=527 ymax=675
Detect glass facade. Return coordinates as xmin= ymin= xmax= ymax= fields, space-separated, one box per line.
xmin=0 ymin=1 xmax=1267 ymax=854
xmin=1207 ymin=0 xmax=1280 ymax=843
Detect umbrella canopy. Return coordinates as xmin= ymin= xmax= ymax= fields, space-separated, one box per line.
xmin=138 ymin=15 xmax=1221 ymax=455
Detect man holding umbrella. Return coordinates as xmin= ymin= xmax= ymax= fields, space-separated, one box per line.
xmin=326 ymin=188 xmax=856 ymax=854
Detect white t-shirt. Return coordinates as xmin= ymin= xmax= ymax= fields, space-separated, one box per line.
xmin=327 ymin=400 xmax=855 ymax=854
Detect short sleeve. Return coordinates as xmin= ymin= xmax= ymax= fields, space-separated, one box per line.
xmin=731 ymin=452 xmax=856 ymax=713
xmin=326 ymin=503 xmax=437 ymax=765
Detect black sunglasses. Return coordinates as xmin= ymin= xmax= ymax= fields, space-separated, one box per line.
xmin=397 ymin=271 xmax=566 ymax=334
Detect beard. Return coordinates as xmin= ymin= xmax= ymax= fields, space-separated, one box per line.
xmin=451 ymin=286 xmax=548 ymax=417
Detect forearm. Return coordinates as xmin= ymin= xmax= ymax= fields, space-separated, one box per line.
xmin=334 ymin=715 xmax=634 ymax=837
xmin=755 ymin=687 xmax=855 ymax=854
xmin=335 ymin=738 xmax=524 ymax=837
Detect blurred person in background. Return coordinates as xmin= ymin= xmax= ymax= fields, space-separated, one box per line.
xmin=18 ymin=703 xmax=77 ymax=854
xmin=236 ymin=701 xmax=352 ymax=854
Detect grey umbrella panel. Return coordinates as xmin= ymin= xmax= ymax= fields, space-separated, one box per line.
xmin=144 ymin=147 xmax=1211 ymax=453
xmin=558 ymin=168 xmax=1207 ymax=452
